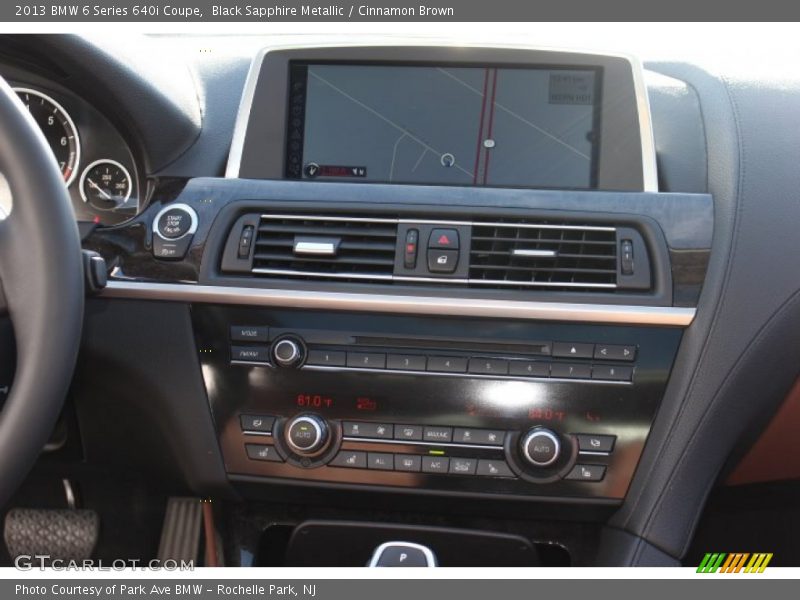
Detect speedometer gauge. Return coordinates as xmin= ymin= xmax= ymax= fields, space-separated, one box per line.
xmin=13 ymin=87 xmax=81 ymax=186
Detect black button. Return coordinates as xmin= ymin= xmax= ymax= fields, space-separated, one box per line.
xmin=368 ymin=453 xmax=394 ymax=471
xmin=422 ymin=456 xmax=450 ymax=473
xmin=565 ymin=464 xmax=606 ymax=481
xmin=342 ymin=422 xmax=393 ymax=439
xmin=427 ymin=249 xmax=459 ymax=273
xmin=509 ymin=361 xmax=550 ymax=378
xmin=394 ymin=424 xmax=423 ymax=441
xmin=153 ymin=235 xmax=192 ymax=260
xmin=404 ymin=229 xmax=419 ymax=269
xmin=346 ymin=352 xmax=387 ymax=369
xmin=374 ymin=545 xmax=431 ymax=567
xmin=306 ymin=350 xmax=346 ymax=367
xmin=394 ymin=455 xmax=422 ymax=472
xmin=245 ymin=444 xmax=283 ymax=462
xmin=453 ymin=428 xmax=505 ymax=446
xmin=427 ymin=356 xmax=468 ymax=373
xmin=552 ymin=342 xmax=595 ymax=359
xmin=386 ymin=354 xmax=427 ymax=371
xmin=591 ymin=365 xmax=633 ymax=381
xmin=329 ymin=451 xmax=367 ymax=469
xmin=576 ymin=434 xmax=616 ymax=453
xmin=550 ymin=363 xmax=592 ymax=379
xmin=428 ymin=228 xmax=460 ymax=250
xmin=468 ymin=358 xmax=509 ymax=375
xmin=423 ymin=426 xmax=453 ymax=443
xmin=231 ymin=346 xmax=270 ymax=363
xmin=240 ymin=415 xmax=275 ymax=433
xmin=230 ymin=326 xmax=269 ymax=343
xmin=157 ymin=208 xmax=192 ymax=239
xmin=594 ymin=344 xmax=637 ymax=362
xmin=476 ymin=460 xmax=514 ymax=478
xmin=449 ymin=457 xmax=477 ymax=475
xmin=237 ymin=225 xmax=254 ymax=258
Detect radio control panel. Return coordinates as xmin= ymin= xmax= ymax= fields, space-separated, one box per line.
xmin=193 ymin=306 xmax=682 ymax=502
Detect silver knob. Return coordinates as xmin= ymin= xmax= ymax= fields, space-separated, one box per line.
xmin=285 ymin=415 xmax=329 ymax=455
xmin=520 ymin=428 xmax=561 ymax=467
xmin=273 ymin=338 xmax=302 ymax=367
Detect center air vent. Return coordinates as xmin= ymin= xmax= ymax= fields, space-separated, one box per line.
xmin=251 ymin=214 xmax=398 ymax=281
xmin=221 ymin=212 xmax=651 ymax=293
xmin=469 ymin=222 xmax=618 ymax=289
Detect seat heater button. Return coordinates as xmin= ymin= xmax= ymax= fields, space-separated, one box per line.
xmin=476 ymin=460 xmax=514 ymax=478
xmin=329 ymin=451 xmax=367 ymax=469
xmin=565 ymin=464 xmax=606 ymax=482
xmin=245 ymin=444 xmax=283 ymax=462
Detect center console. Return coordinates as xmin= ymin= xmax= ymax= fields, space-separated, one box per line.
xmin=91 ymin=44 xmax=713 ymax=509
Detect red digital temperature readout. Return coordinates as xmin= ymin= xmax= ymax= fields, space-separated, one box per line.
xmin=296 ymin=393 xmax=334 ymax=409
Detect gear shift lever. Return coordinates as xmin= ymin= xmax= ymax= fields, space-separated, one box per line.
xmin=367 ymin=541 xmax=437 ymax=567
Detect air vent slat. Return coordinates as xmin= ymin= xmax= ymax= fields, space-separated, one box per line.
xmin=251 ymin=215 xmax=398 ymax=282
xmin=470 ymin=221 xmax=618 ymax=290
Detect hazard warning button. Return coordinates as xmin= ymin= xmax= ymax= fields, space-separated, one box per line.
xmin=428 ymin=228 xmax=460 ymax=250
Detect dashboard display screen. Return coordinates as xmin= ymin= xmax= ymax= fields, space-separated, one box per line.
xmin=286 ymin=62 xmax=601 ymax=189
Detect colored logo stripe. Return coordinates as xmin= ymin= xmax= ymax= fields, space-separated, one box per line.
xmin=697 ymin=552 xmax=773 ymax=573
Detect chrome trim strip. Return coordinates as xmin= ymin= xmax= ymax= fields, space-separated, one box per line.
xmin=242 ymin=431 xmax=272 ymax=437
xmin=343 ymin=437 xmax=503 ymax=451
xmin=226 ymin=42 xmax=657 ymax=192
xmin=302 ymin=364 xmax=632 ymax=386
xmin=512 ymin=249 xmax=558 ymax=258
xmin=261 ymin=213 xmax=617 ymax=232
xmin=293 ymin=241 xmax=337 ymax=256
xmin=249 ymin=270 xmax=618 ymax=289
xmin=578 ymin=450 xmax=610 ymax=456
xmin=100 ymin=281 xmax=695 ymax=326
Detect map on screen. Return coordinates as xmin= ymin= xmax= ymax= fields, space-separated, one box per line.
xmin=285 ymin=63 xmax=600 ymax=189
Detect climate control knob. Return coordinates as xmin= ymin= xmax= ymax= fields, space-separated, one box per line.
xmin=284 ymin=414 xmax=329 ymax=455
xmin=272 ymin=337 xmax=304 ymax=367
xmin=520 ymin=428 xmax=561 ymax=468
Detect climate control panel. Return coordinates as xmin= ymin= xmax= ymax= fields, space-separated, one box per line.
xmin=193 ymin=305 xmax=682 ymax=502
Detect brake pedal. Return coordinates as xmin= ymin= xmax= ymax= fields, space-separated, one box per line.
xmin=4 ymin=508 xmax=99 ymax=561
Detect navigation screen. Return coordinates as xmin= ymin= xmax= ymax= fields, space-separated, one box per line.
xmin=285 ymin=62 xmax=601 ymax=189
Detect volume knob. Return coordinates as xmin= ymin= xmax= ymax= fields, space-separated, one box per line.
xmin=520 ymin=428 xmax=561 ymax=468
xmin=273 ymin=337 xmax=303 ymax=367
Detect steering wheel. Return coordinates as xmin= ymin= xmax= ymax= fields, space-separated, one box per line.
xmin=0 ymin=78 xmax=83 ymax=506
